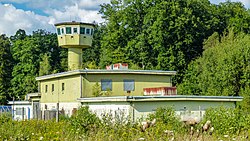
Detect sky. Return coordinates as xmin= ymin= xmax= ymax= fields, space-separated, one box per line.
xmin=0 ymin=0 xmax=249 ymax=36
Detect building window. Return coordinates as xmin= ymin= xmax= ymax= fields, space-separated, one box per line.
xmin=80 ymin=27 xmax=85 ymax=34
xmin=73 ymin=28 xmax=77 ymax=33
xmin=52 ymin=84 xmax=54 ymax=92
xmin=86 ymin=28 xmax=90 ymax=34
xmin=16 ymin=108 xmax=26 ymax=115
xmin=45 ymin=85 xmax=48 ymax=93
xmin=91 ymin=29 xmax=94 ymax=35
xmin=66 ymin=27 xmax=72 ymax=34
xmin=57 ymin=28 xmax=61 ymax=35
xmin=61 ymin=28 xmax=64 ymax=34
xmin=101 ymin=79 xmax=112 ymax=91
xmin=62 ymin=83 xmax=65 ymax=91
xmin=123 ymin=79 xmax=135 ymax=91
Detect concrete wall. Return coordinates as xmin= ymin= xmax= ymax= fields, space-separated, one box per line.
xmin=82 ymin=74 xmax=172 ymax=97
xmin=82 ymin=100 xmax=236 ymax=122
xmin=132 ymin=100 xmax=235 ymax=121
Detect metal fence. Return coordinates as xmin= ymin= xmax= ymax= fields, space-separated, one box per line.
xmin=0 ymin=106 xmax=12 ymax=113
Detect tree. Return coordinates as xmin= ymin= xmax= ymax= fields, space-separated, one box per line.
xmin=99 ymin=0 xmax=231 ymax=84
xmin=11 ymin=29 xmax=66 ymax=99
xmin=178 ymin=31 xmax=250 ymax=99
xmin=39 ymin=53 xmax=51 ymax=76
xmin=0 ymin=34 xmax=13 ymax=104
xmin=82 ymin=24 xmax=104 ymax=69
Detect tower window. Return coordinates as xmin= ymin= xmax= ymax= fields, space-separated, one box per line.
xmin=86 ymin=28 xmax=90 ymax=34
xmin=101 ymin=79 xmax=112 ymax=91
xmin=62 ymin=83 xmax=65 ymax=91
xmin=52 ymin=84 xmax=54 ymax=92
xmin=66 ymin=27 xmax=72 ymax=34
xmin=73 ymin=28 xmax=77 ymax=33
xmin=91 ymin=29 xmax=94 ymax=35
xmin=45 ymin=85 xmax=48 ymax=93
xmin=80 ymin=27 xmax=85 ymax=34
xmin=57 ymin=28 xmax=61 ymax=35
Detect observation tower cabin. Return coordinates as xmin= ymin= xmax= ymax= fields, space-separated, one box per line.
xmin=55 ymin=21 xmax=95 ymax=70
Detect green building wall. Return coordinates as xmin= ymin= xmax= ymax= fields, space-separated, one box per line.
xmin=82 ymin=74 xmax=172 ymax=97
xmin=40 ymin=74 xmax=82 ymax=103
xmin=39 ymin=73 xmax=172 ymax=103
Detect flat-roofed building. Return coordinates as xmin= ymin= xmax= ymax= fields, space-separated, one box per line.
xmin=36 ymin=69 xmax=176 ymax=116
xmin=78 ymin=95 xmax=243 ymax=122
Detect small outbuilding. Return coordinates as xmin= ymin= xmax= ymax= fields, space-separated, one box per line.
xmin=78 ymin=95 xmax=243 ymax=122
xmin=8 ymin=93 xmax=41 ymax=120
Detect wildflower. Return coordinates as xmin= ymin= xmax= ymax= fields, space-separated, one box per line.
xmin=138 ymin=138 xmax=145 ymax=140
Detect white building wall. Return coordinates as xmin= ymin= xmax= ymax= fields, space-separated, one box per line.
xmin=40 ymin=102 xmax=81 ymax=117
xmin=82 ymin=100 xmax=236 ymax=122
xmin=12 ymin=104 xmax=33 ymax=120
xmin=83 ymin=103 xmax=131 ymax=122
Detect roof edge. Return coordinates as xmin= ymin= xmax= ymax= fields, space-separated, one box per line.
xmin=55 ymin=22 xmax=95 ymax=26
xmin=36 ymin=69 xmax=177 ymax=81
xmin=77 ymin=95 xmax=243 ymax=103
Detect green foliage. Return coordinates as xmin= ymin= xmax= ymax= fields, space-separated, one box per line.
xmin=69 ymin=106 xmax=101 ymax=134
xmin=238 ymin=87 xmax=250 ymax=113
xmin=92 ymin=83 xmax=112 ymax=97
xmin=149 ymin=107 xmax=184 ymax=133
xmin=39 ymin=53 xmax=51 ymax=76
xmin=92 ymin=82 xmax=102 ymax=97
xmin=103 ymin=88 xmax=112 ymax=96
xmin=204 ymin=107 xmax=250 ymax=136
xmin=179 ymin=31 xmax=250 ymax=102
xmin=0 ymin=107 xmax=249 ymax=140
xmin=99 ymin=0 xmax=250 ymax=84
xmin=82 ymin=24 xmax=103 ymax=68
xmin=0 ymin=112 xmax=12 ymax=123
xmin=0 ymin=34 xmax=13 ymax=104
xmin=10 ymin=29 xmax=66 ymax=99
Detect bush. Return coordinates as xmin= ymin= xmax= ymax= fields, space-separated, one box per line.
xmin=69 ymin=106 xmax=101 ymax=134
xmin=0 ymin=112 xmax=12 ymax=123
xmin=204 ymin=107 xmax=250 ymax=135
xmin=149 ymin=107 xmax=184 ymax=133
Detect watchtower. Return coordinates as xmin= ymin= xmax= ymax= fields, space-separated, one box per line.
xmin=55 ymin=21 xmax=95 ymax=70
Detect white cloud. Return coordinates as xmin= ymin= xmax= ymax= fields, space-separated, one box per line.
xmin=0 ymin=3 xmax=54 ymax=36
xmin=78 ymin=0 xmax=110 ymax=10
xmin=210 ymin=0 xmax=250 ymax=8
xmin=47 ymin=3 xmax=104 ymax=25
xmin=0 ymin=0 xmax=110 ymax=36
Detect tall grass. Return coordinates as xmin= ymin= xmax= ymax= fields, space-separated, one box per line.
xmin=0 ymin=106 xmax=249 ymax=140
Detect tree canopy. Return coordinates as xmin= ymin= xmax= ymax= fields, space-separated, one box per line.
xmin=99 ymin=0 xmax=250 ymax=84
xmin=0 ymin=34 xmax=13 ymax=104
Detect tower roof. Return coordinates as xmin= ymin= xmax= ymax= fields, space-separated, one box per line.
xmin=54 ymin=21 xmax=95 ymax=27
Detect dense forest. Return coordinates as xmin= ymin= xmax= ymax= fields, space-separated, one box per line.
xmin=0 ymin=0 xmax=250 ymax=111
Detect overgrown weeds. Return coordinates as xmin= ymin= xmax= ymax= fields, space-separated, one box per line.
xmin=0 ymin=106 xmax=249 ymax=140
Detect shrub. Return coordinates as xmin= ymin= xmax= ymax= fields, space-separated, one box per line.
xmin=149 ymin=107 xmax=184 ymax=133
xmin=0 ymin=112 xmax=12 ymax=123
xmin=69 ymin=106 xmax=101 ymax=134
xmin=204 ymin=107 xmax=250 ymax=135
